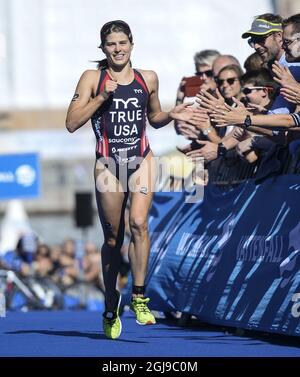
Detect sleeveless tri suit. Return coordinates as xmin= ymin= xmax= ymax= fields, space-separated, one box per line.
xmin=91 ymin=69 xmax=150 ymax=182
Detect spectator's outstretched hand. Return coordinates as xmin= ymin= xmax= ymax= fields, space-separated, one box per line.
xmin=176 ymin=143 xmax=193 ymax=154
xmin=272 ymin=61 xmax=297 ymax=87
xmin=186 ymin=140 xmax=218 ymax=162
xmin=236 ymin=138 xmax=254 ymax=158
xmin=232 ymin=97 xmax=247 ymax=109
xmin=246 ymin=102 xmax=268 ymax=113
xmin=211 ymin=98 xmax=249 ymax=127
xmin=176 ymin=122 xmax=200 ymax=140
xmin=236 ymin=138 xmax=258 ymax=163
xmin=196 ymin=88 xmax=225 ymax=112
xmin=186 ymin=108 xmax=210 ymax=129
xmin=280 ymin=83 xmax=300 ymax=104
xmin=232 ymin=126 xmax=247 ymax=140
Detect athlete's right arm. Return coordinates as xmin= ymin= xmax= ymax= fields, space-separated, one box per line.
xmin=65 ymin=70 xmax=116 ymax=133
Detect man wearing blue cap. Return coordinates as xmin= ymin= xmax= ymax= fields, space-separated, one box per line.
xmin=242 ymin=13 xmax=300 ymax=115
xmin=242 ymin=14 xmax=284 ymax=66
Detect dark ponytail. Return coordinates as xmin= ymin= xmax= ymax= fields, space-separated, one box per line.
xmin=97 ymin=58 xmax=108 ymax=70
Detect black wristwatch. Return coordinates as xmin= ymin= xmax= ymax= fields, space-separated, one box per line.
xmin=217 ymin=142 xmax=227 ymax=157
xmin=244 ymin=114 xmax=252 ymax=128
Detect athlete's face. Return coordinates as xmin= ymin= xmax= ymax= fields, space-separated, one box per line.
xmin=103 ymin=32 xmax=133 ymax=68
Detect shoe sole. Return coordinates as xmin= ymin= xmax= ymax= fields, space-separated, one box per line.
xmin=115 ymin=292 xmax=122 ymax=338
xmin=130 ymin=307 xmax=156 ymax=325
xmin=135 ymin=319 xmax=156 ymax=325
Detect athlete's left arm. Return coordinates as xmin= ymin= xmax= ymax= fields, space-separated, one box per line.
xmin=143 ymin=70 xmax=195 ymax=128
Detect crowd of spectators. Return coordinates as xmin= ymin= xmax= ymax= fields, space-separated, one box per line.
xmin=174 ymin=13 xmax=300 ymax=184
xmin=0 ymin=232 xmax=130 ymax=311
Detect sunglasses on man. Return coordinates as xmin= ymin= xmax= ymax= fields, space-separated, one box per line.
xmin=282 ymin=37 xmax=300 ymax=49
xmin=247 ymin=34 xmax=270 ymax=48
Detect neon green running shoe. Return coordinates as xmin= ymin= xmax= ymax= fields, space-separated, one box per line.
xmin=102 ymin=292 xmax=122 ymax=339
xmin=130 ymin=296 xmax=156 ymax=325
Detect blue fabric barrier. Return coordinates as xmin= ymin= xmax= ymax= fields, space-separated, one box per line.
xmin=128 ymin=175 xmax=300 ymax=336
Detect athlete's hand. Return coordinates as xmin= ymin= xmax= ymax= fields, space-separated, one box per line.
xmin=170 ymin=102 xmax=199 ymax=122
xmin=100 ymin=79 xmax=118 ymax=99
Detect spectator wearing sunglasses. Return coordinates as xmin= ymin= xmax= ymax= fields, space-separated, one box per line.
xmin=176 ymin=49 xmax=220 ymax=106
xmin=216 ymin=65 xmax=244 ymax=105
xmin=233 ymin=69 xmax=276 ymax=163
xmin=175 ymin=49 xmax=220 ymax=138
xmin=193 ymin=50 xmax=221 ymax=92
xmin=241 ymin=68 xmax=277 ymax=112
xmin=243 ymin=14 xmax=283 ymax=66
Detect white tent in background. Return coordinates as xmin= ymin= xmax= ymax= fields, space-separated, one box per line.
xmin=0 ymin=200 xmax=33 ymax=255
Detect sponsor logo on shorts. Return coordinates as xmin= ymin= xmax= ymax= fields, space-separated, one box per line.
xmin=114 ymin=154 xmax=137 ymax=165
xmin=111 ymin=145 xmax=138 ymax=153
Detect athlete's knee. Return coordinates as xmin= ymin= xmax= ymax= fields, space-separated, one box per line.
xmin=129 ymin=216 xmax=148 ymax=237
xmin=105 ymin=237 xmax=119 ymax=249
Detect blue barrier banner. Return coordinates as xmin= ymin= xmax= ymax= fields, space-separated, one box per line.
xmin=0 ymin=153 xmax=40 ymax=200
xmin=126 ymin=175 xmax=300 ymax=337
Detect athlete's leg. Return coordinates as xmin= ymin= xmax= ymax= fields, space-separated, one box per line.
xmin=94 ymin=160 xmax=128 ymax=312
xmin=128 ymin=151 xmax=157 ymax=293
